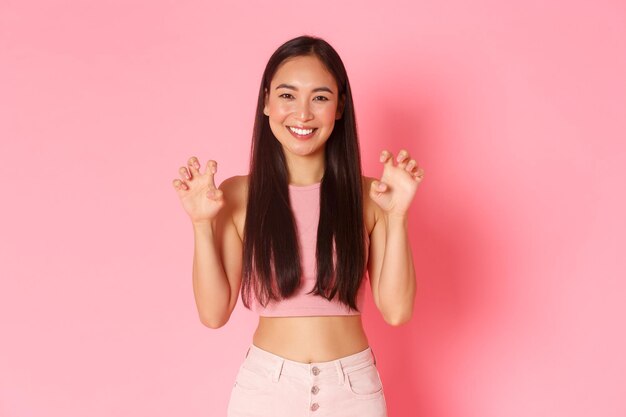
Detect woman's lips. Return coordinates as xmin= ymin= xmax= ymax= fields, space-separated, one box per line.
xmin=287 ymin=126 xmax=317 ymax=139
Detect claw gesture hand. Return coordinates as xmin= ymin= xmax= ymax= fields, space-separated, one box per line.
xmin=369 ymin=149 xmax=425 ymax=217
xmin=172 ymin=156 xmax=224 ymax=224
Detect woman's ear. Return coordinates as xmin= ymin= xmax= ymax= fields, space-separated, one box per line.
xmin=335 ymin=94 xmax=346 ymax=120
xmin=263 ymin=88 xmax=269 ymax=116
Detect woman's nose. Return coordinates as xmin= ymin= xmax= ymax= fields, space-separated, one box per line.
xmin=294 ymin=99 xmax=313 ymax=121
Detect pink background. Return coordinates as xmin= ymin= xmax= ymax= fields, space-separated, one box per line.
xmin=1 ymin=1 xmax=625 ymax=416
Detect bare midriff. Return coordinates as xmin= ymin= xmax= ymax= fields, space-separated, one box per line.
xmin=252 ymin=315 xmax=370 ymax=363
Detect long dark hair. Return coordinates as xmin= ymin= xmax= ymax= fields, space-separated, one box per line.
xmin=241 ymin=35 xmax=366 ymax=312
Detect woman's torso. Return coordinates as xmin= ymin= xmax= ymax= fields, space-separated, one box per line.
xmin=230 ymin=175 xmax=377 ymax=363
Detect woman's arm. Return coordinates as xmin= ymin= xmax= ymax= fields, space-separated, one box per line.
xmin=366 ymin=149 xmax=424 ymax=326
xmin=191 ymin=176 xmax=244 ymax=328
xmin=368 ymin=207 xmax=416 ymax=326
xmin=173 ymin=157 xmax=244 ymax=329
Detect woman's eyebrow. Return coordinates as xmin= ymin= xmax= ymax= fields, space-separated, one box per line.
xmin=275 ymin=83 xmax=335 ymax=94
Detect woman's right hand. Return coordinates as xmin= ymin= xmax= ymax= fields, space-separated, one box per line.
xmin=172 ymin=156 xmax=224 ymax=225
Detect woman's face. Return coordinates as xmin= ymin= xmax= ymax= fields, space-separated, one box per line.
xmin=264 ymin=55 xmax=344 ymax=159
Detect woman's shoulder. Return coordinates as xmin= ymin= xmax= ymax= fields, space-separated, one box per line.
xmin=361 ymin=175 xmax=381 ymax=198
xmin=218 ymin=174 xmax=249 ymax=193
xmin=217 ymin=175 xmax=248 ymax=232
xmin=361 ymin=175 xmax=376 ymax=188
xmin=361 ymin=175 xmax=381 ymax=235
xmin=218 ymin=175 xmax=249 ymax=210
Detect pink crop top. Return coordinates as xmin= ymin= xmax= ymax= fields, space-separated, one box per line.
xmin=249 ymin=182 xmax=369 ymax=317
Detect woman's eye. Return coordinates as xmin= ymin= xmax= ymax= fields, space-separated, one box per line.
xmin=314 ymin=96 xmax=329 ymax=101
xmin=279 ymin=93 xmax=294 ymax=99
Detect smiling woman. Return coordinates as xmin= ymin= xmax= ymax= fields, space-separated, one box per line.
xmin=263 ymin=54 xmax=345 ymax=172
xmin=171 ymin=34 xmax=425 ymax=417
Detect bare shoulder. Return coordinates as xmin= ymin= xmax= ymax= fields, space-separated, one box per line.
xmin=362 ymin=175 xmax=376 ymax=190
xmin=361 ymin=175 xmax=381 ymax=235
xmin=217 ymin=175 xmax=249 ymax=236
xmin=218 ymin=174 xmax=249 ymax=200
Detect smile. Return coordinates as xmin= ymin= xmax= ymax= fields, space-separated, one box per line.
xmin=288 ymin=126 xmax=317 ymax=139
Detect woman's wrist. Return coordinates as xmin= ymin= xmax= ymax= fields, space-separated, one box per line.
xmin=383 ymin=211 xmax=409 ymax=224
xmin=192 ymin=219 xmax=216 ymax=234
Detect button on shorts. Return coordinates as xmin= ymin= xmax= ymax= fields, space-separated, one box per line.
xmin=227 ymin=343 xmax=388 ymax=417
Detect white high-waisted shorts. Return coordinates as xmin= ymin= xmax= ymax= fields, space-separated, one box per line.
xmin=227 ymin=343 xmax=388 ymax=417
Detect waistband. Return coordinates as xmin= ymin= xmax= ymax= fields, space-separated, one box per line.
xmin=241 ymin=343 xmax=377 ymax=385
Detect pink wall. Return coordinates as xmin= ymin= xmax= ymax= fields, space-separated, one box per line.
xmin=1 ymin=1 xmax=625 ymax=416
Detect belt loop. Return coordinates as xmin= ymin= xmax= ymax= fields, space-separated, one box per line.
xmin=335 ymin=360 xmax=345 ymax=385
xmin=272 ymin=359 xmax=284 ymax=383
xmin=245 ymin=346 xmax=251 ymax=358
xmin=371 ymin=347 xmax=377 ymax=365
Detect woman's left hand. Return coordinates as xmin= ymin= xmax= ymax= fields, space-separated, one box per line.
xmin=369 ymin=149 xmax=425 ymax=217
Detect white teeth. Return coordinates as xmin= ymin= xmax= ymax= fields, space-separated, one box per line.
xmin=289 ymin=126 xmax=314 ymax=135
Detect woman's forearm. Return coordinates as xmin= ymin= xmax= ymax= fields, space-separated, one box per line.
xmin=377 ymin=214 xmax=416 ymax=325
xmin=191 ymin=222 xmax=231 ymax=328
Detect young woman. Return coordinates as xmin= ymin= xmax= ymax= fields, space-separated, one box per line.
xmin=172 ymin=35 xmax=424 ymax=417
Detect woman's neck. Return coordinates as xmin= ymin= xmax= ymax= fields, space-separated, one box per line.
xmin=284 ymin=152 xmax=325 ymax=186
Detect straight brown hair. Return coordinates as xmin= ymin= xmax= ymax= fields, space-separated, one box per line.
xmin=241 ymin=35 xmax=366 ymax=312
